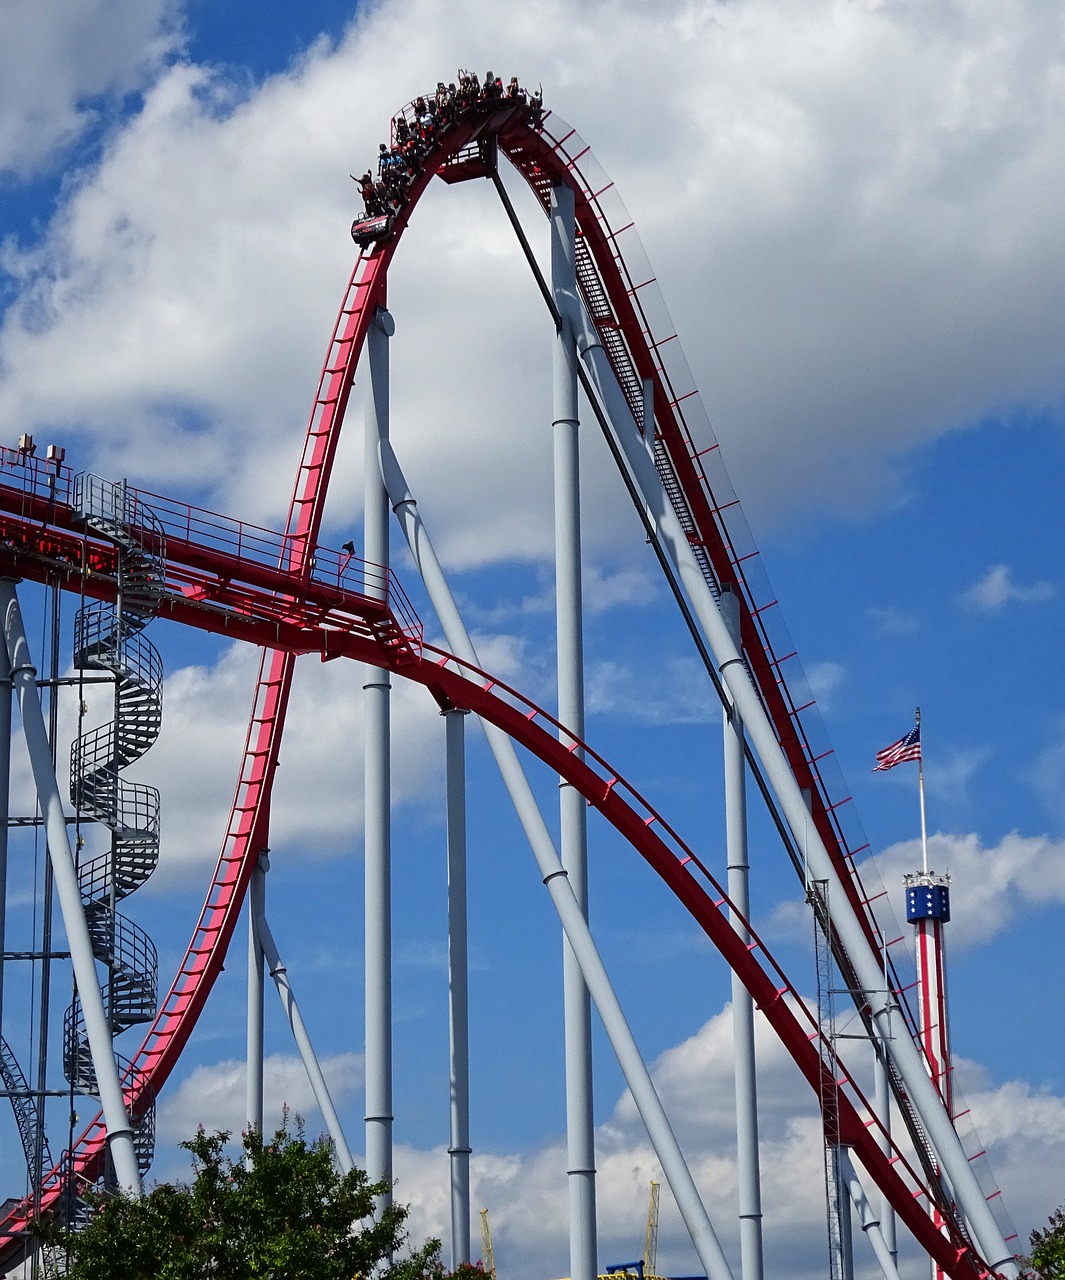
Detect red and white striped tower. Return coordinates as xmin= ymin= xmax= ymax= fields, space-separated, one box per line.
xmin=905 ymin=871 xmax=953 ymax=1118
xmin=902 ymin=708 xmax=954 ymax=1280
xmin=876 ymin=708 xmax=957 ymax=1277
xmin=906 ymin=867 xmax=954 ymax=1280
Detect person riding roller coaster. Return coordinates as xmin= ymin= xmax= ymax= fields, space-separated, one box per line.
xmin=350 ymin=70 xmax=543 ymax=248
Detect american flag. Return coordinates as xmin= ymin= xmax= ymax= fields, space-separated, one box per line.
xmin=873 ymin=722 xmax=921 ymax=771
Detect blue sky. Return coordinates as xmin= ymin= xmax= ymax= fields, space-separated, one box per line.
xmin=1 ymin=2 xmax=1064 ymax=1278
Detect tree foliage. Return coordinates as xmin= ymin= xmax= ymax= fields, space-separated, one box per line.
xmin=34 ymin=1118 xmax=450 ymax=1280
xmin=1028 ymin=1204 xmax=1065 ymax=1280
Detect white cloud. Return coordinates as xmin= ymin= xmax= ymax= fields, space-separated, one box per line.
xmin=586 ymin=656 xmax=717 ymax=725
xmin=56 ymin=993 xmax=1065 ymax=1280
xmin=155 ymin=643 xmax=444 ymax=884
xmin=470 ymin=564 xmax=660 ymax=628
xmin=861 ymin=829 xmax=1065 ymax=950
xmin=156 ymin=1048 xmax=363 ymax=1152
xmin=924 ymin=744 xmax=994 ymax=808
xmin=960 ymin=564 xmax=1056 ymax=611
xmin=0 ymin=0 xmax=181 ymax=178
xmin=767 ymin=827 xmax=1065 ymax=958
xmin=1028 ymin=723 xmax=1065 ymax=827
xmin=805 ymin=660 xmax=846 ymax=710
xmin=23 ymin=637 xmax=448 ymax=890
xmin=394 ymin=1007 xmax=830 ymax=1280
xmin=1 ymin=0 xmax=1064 ymax=560
xmin=391 ymin=1006 xmax=1060 ymax=1280
xmin=867 ymin=606 xmax=918 ymax=636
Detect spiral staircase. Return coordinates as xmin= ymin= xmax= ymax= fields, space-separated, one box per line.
xmin=63 ymin=474 xmax=165 ymax=1185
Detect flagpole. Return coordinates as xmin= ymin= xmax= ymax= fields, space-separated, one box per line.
xmin=916 ymin=706 xmax=929 ymax=875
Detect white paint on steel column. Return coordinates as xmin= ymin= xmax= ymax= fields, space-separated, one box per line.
xmin=246 ymin=850 xmax=266 ymax=1139
xmin=569 ymin=312 xmax=1016 ymax=1277
xmin=364 ymin=304 xmax=395 ymax=1210
xmin=378 ymin=441 xmax=736 ymax=1280
xmin=0 ymin=579 xmax=142 ymax=1195
xmin=0 ymin=639 xmax=10 ymax=1041
xmin=253 ymin=896 xmax=354 ymax=1173
xmin=873 ymin=1011 xmax=898 ymax=1266
xmin=828 ymin=1143 xmax=856 ymax=1280
xmin=720 ymin=589 xmax=764 ymax=1280
xmin=551 ymin=180 xmax=598 ymax=1280
xmin=841 ymin=1148 xmax=904 ymax=1280
xmin=445 ymin=707 xmax=472 ymax=1266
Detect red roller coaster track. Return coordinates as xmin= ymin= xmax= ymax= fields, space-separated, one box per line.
xmin=0 ymin=91 xmax=1004 ymax=1278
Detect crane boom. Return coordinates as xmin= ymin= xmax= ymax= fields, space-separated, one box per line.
xmin=643 ymin=1181 xmax=660 ymax=1278
xmin=481 ymin=1208 xmax=497 ymax=1280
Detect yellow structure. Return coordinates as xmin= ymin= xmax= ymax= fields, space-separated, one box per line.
xmin=481 ymin=1208 xmax=497 ymax=1280
xmin=643 ymin=1180 xmax=660 ymax=1278
xmin=549 ymin=1180 xmax=665 ymax=1280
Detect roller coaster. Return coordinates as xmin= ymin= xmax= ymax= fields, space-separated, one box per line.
xmin=0 ymin=80 xmax=1019 ymax=1280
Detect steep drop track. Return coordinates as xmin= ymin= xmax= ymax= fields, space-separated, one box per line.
xmin=0 ymin=88 xmax=997 ymax=1278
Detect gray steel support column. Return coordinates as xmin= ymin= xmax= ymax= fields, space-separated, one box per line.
xmin=445 ymin=708 xmax=472 ymax=1267
xmin=873 ymin=1015 xmax=898 ymax=1265
xmin=551 ymin=180 xmax=598 ymax=1280
xmin=0 ymin=639 xmax=10 ymax=1039
xmin=246 ymin=850 xmax=266 ymax=1138
xmin=0 ymin=579 xmax=141 ymax=1194
xmin=378 ymin=441 xmax=735 ymax=1280
xmin=840 ymin=1148 xmax=904 ymax=1280
xmin=364 ymin=305 xmax=395 ymax=1209
xmin=570 ymin=317 xmax=1016 ymax=1276
xmin=253 ymin=898 xmax=354 ymax=1173
xmin=828 ymin=1144 xmax=856 ymax=1280
xmin=720 ymin=590 xmax=764 ymax=1280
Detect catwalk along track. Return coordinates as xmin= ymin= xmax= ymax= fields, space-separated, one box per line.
xmin=0 ymin=81 xmax=1013 ymax=1280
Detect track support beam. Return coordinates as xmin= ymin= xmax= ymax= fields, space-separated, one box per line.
xmin=552 ymin=180 xmax=598 ymax=1280
xmin=841 ymin=1148 xmax=904 ymax=1280
xmin=252 ymin=875 xmax=354 ymax=1173
xmin=445 ymin=708 xmax=472 ymax=1267
xmin=720 ymin=589 xmax=764 ymax=1280
xmin=364 ymin=304 xmax=396 ymax=1215
xmin=0 ymin=578 xmax=142 ymax=1195
xmin=247 ymin=849 xmax=266 ymax=1141
xmin=0 ymin=638 xmax=10 ymax=1046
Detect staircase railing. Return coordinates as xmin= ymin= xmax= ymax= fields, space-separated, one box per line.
xmin=63 ymin=475 xmax=165 ymax=1196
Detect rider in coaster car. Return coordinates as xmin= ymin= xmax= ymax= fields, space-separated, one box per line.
xmin=528 ymin=85 xmax=543 ymax=123
xmin=355 ymin=171 xmax=380 ymax=216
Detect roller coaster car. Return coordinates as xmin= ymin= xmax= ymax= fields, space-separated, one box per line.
xmin=350 ymin=212 xmax=393 ymax=247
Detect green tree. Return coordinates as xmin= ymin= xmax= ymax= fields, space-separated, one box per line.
xmin=1028 ymin=1205 xmax=1065 ymax=1280
xmin=34 ymin=1118 xmax=447 ymax=1280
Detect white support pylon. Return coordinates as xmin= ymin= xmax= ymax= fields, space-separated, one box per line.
xmin=551 ymin=180 xmax=598 ymax=1280
xmin=445 ymin=707 xmax=472 ymax=1267
xmin=0 ymin=578 xmax=142 ymax=1195
xmin=364 ymin=305 xmax=395 ymax=1214
xmin=246 ymin=850 xmax=266 ymax=1141
xmin=720 ymin=589 xmax=764 ymax=1280
xmin=251 ymin=878 xmax=355 ymax=1173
